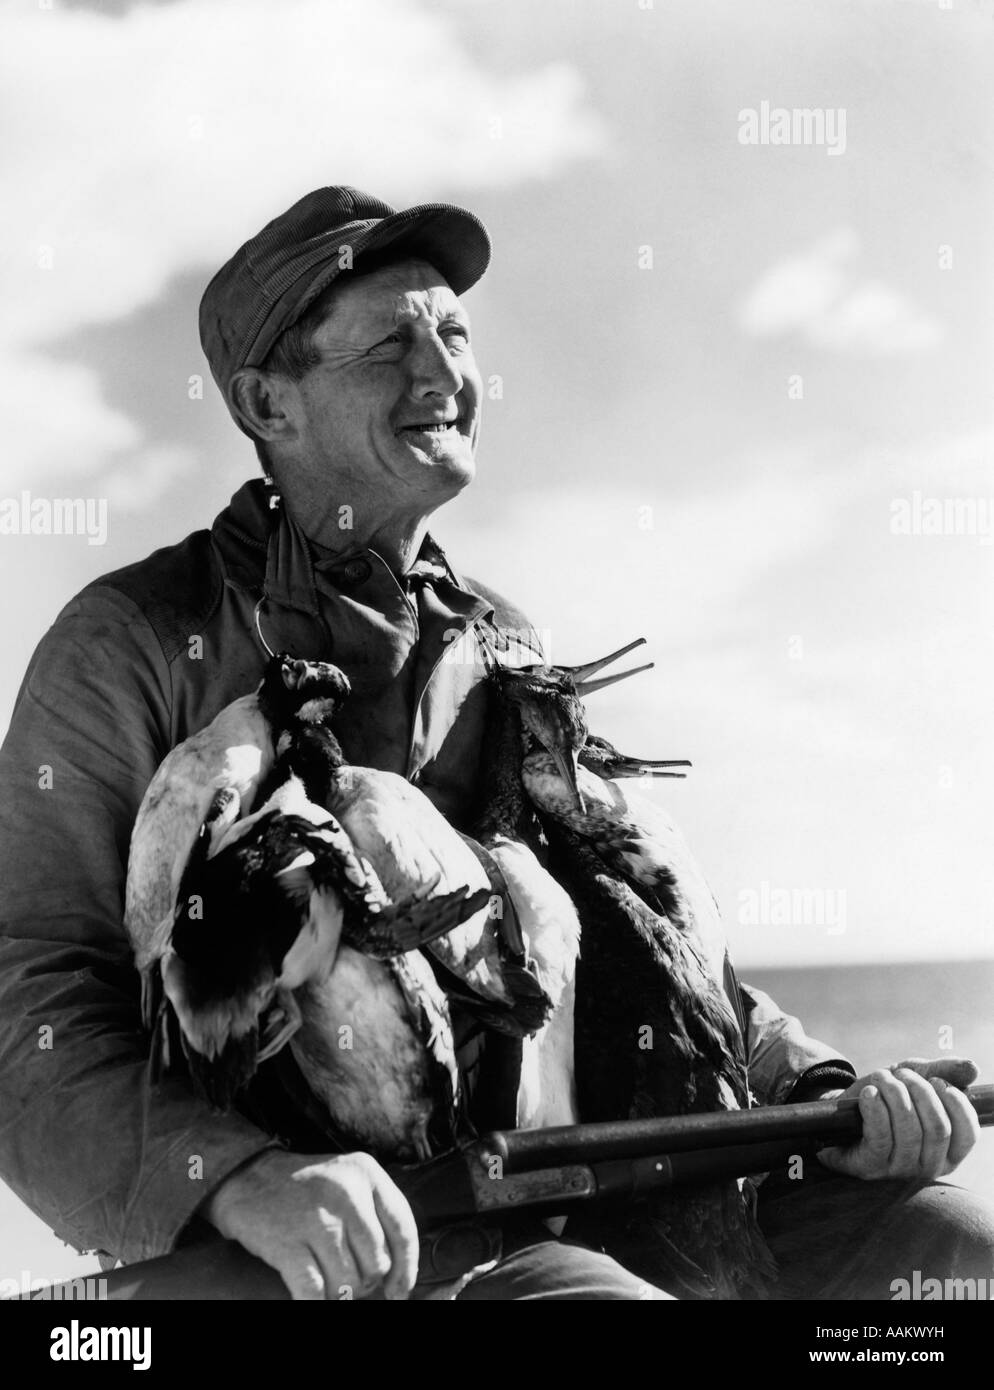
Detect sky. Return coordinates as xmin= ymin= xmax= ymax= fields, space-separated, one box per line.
xmin=0 ymin=0 xmax=992 ymax=1283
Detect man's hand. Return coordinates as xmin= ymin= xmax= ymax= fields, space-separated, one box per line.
xmin=817 ymin=1057 xmax=981 ymax=1182
xmin=201 ymin=1149 xmax=420 ymax=1301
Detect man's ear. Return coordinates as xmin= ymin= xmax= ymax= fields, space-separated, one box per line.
xmin=228 ymin=367 xmax=298 ymax=444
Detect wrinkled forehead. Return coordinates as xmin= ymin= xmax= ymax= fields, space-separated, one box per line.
xmin=317 ymin=257 xmax=467 ymax=339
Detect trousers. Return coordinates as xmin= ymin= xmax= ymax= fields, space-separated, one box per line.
xmin=455 ymin=1168 xmax=994 ymax=1301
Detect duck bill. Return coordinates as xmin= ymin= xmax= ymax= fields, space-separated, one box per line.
xmin=567 ymin=636 xmax=648 ymax=684
xmin=606 ymin=754 xmax=692 ymax=779
xmin=550 ymin=746 xmax=587 ymax=814
xmin=574 ymin=662 xmax=655 ymax=697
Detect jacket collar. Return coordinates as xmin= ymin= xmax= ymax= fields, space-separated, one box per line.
xmin=212 ymin=478 xmax=492 ymax=622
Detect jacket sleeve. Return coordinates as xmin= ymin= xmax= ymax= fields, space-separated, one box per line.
xmin=740 ymin=983 xmax=856 ymax=1106
xmin=0 ymin=587 xmax=279 ymax=1265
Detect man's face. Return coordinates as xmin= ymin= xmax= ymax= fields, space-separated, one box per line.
xmin=284 ymin=257 xmax=482 ymax=511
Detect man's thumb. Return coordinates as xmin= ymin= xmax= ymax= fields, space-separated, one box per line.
xmin=894 ymin=1056 xmax=978 ymax=1089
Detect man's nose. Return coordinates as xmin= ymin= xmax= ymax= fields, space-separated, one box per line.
xmin=407 ymin=331 xmax=463 ymax=399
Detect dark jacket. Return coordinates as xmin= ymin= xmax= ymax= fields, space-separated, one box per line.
xmin=0 ymin=479 xmax=851 ymax=1264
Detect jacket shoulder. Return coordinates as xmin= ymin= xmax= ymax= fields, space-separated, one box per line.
xmin=82 ymin=529 xmax=222 ymax=663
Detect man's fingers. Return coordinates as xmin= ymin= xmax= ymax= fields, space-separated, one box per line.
xmin=931 ymin=1077 xmax=981 ymax=1172
xmin=823 ymin=1062 xmax=982 ymax=1183
xmin=893 ymin=1068 xmax=952 ymax=1178
xmin=870 ymin=1069 xmax=924 ymax=1175
xmin=819 ymin=1084 xmax=891 ymax=1177
xmin=335 ymin=1185 xmax=394 ymax=1295
xmin=202 ymin=1149 xmax=419 ymax=1301
xmin=855 ymin=1081 xmax=898 ymax=1172
xmin=283 ymin=1256 xmax=326 ymax=1302
xmin=371 ymin=1172 xmax=420 ymax=1300
xmin=309 ymin=1219 xmax=364 ymax=1301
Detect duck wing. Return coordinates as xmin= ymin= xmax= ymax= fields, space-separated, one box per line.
xmin=353 ymin=882 xmax=494 ymax=959
xmin=326 ymin=768 xmax=512 ymax=1005
xmin=272 ymin=811 xmax=494 ymax=961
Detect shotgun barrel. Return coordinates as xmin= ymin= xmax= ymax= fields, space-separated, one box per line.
xmin=479 ymin=1082 xmax=994 ymax=1173
xmin=391 ymin=1082 xmax=994 ymax=1226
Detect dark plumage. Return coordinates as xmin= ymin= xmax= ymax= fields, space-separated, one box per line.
xmin=501 ymin=638 xmax=777 ymax=1297
xmin=545 ymin=821 xmax=775 ymax=1298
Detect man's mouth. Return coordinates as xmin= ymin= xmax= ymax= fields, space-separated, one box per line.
xmin=397 ymin=421 xmax=461 ymax=435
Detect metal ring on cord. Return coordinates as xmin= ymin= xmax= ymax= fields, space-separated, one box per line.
xmin=253 ymin=597 xmax=276 ymax=659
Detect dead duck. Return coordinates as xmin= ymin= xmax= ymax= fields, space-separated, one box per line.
xmin=574 ymin=737 xmax=728 ymax=984
xmin=502 ymin=642 xmax=775 ymax=1296
xmin=153 ymin=762 xmax=485 ymax=1118
xmin=126 ymin=654 xmax=351 ymax=982
xmin=470 ymin=669 xmax=581 ymax=1131
xmin=507 ymin=641 xmax=727 ymax=983
xmin=274 ymin=671 xmax=550 ymax=1038
xmin=542 ymin=818 xmax=776 ymax=1300
xmin=156 ymin=729 xmax=487 ymax=1160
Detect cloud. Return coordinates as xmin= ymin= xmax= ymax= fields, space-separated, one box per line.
xmin=101 ymin=444 xmax=200 ymax=512
xmin=0 ymin=0 xmax=606 ymax=489
xmin=454 ymin=463 xmax=856 ymax=659
xmin=737 ymin=228 xmax=942 ymax=355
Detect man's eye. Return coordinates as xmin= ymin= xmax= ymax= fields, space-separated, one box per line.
xmin=369 ymin=333 xmax=403 ymax=354
xmin=442 ymin=327 xmax=470 ymax=349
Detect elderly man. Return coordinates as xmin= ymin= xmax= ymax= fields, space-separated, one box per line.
xmin=0 ymin=187 xmax=990 ymax=1303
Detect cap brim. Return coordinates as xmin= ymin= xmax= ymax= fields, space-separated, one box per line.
xmin=243 ymin=202 xmax=491 ymax=371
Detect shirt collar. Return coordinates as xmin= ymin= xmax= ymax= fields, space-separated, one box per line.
xmin=212 ymin=478 xmax=490 ymax=617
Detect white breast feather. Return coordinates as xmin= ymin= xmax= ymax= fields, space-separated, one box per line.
xmin=291 ymin=948 xmax=436 ymax=1156
xmin=490 ymin=837 xmax=581 ymax=1132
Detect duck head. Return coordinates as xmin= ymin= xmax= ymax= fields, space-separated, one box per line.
xmin=579 ymin=733 xmax=691 ymax=780
xmin=500 ymin=666 xmax=589 ymax=810
xmin=258 ymin=653 xmax=352 ymax=733
xmin=497 ymin=638 xmax=654 ymax=811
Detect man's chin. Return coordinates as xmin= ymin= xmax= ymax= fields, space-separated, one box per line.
xmin=430 ymin=456 xmax=475 ymax=500
xmin=398 ymin=442 xmax=475 ymax=489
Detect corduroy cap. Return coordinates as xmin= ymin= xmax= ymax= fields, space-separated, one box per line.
xmin=199 ymin=185 xmax=491 ymax=408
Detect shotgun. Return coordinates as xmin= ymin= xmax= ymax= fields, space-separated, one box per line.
xmin=395 ymin=1081 xmax=994 ymax=1226
xmin=32 ymin=1083 xmax=993 ymax=1300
